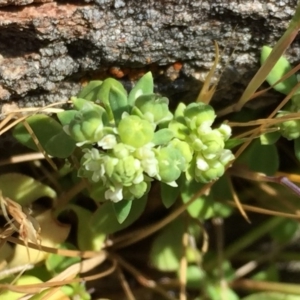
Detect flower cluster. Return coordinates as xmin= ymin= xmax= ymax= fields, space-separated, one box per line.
xmin=62 ymin=73 xmax=234 ymax=202
xmin=169 ymin=102 xmax=234 ymax=183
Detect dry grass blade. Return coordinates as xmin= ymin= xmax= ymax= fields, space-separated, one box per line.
xmin=196 ymin=41 xmax=220 ymax=104
xmin=227 ymin=176 xmax=250 ymax=223
xmin=0 ymin=191 xmax=41 ymax=262
xmin=0 ymin=252 xmax=111 ymax=296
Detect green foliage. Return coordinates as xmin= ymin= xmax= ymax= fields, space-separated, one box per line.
xmin=181 ymin=180 xmax=232 ymax=219
xmin=238 ymin=139 xmax=279 ymax=175
xmin=113 ymin=200 xmax=132 ymax=224
xmin=261 ymin=45 xmax=300 ymax=165
xmin=150 ymin=217 xmax=201 ymax=271
xmin=242 ymin=293 xmax=300 ymax=300
xmin=261 ymin=46 xmax=298 ymax=95
xmin=0 ymin=173 xmax=56 ymax=206
xmin=46 ymin=243 xmax=80 ymax=274
xmin=270 ymin=218 xmax=299 ymax=243
xmin=60 ymin=204 xmax=106 ymax=251
xmin=13 ymin=114 xmax=76 ymax=158
xmin=90 ymin=195 xmax=148 ymax=232
xmin=8 ymin=29 xmax=300 ymax=299
xmin=160 ymin=181 xmax=181 ymax=208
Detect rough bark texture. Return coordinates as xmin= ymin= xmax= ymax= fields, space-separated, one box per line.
xmin=0 ymin=0 xmax=298 ymax=110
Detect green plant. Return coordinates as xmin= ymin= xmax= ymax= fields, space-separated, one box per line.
xmin=2 ymin=2 xmax=300 ymax=299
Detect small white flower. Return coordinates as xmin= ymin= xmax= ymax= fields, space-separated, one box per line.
xmin=218 ymin=124 xmax=232 ymax=140
xmin=197 ymin=121 xmax=213 ymax=135
xmin=97 ymin=134 xmax=117 ymax=149
xmin=196 ymin=155 xmax=209 ymax=171
xmin=219 ymin=149 xmax=235 ymax=165
xmin=135 ymin=146 xmax=159 ymax=177
xmin=82 ymin=148 xmax=106 ymax=182
xmin=105 ymin=185 xmax=123 ymax=202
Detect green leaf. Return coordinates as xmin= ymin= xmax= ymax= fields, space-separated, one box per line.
xmin=160 ymin=182 xmax=180 ymax=208
xmin=181 ymin=181 xmax=214 ymax=219
xmin=0 ymin=173 xmax=56 ymax=206
xmin=61 ymin=205 xmax=105 ymax=251
xmin=150 ymin=218 xmax=184 ymax=271
xmin=77 ymin=80 xmax=103 ymax=102
xmin=113 ymin=200 xmax=132 ymax=224
xmin=211 ymin=177 xmax=234 ymax=217
xmin=181 ymin=180 xmax=231 ymax=219
xmin=46 ymin=243 xmax=80 ymax=274
xmin=242 ymin=293 xmax=300 ymax=300
xmin=260 ymin=131 xmax=281 ymax=145
xmin=128 ymin=72 xmax=154 ymax=106
xmin=90 ymin=195 xmax=147 ymax=234
xmin=252 ymin=264 xmax=279 ymax=282
xmin=0 ymin=276 xmax=43 ymax=300
xmin=238 ymin=139 xmax=279 ymax=175
xmin=13 ymin=114 xmax=76 ymax=158
xmin=44 ymin=130 xmax=76 ymax=158
xmin=294 ymin=137 xmax=300 ymax=162
xmin=109 ymin=85 xmax=129 ymax=124
xmin=183 ymin=265 xmax=206 ymax=289
xmin=225 ymin=138 xmax=245 ymax=149
xmin=97 ymin=78 xmax=128 ymax=120
xmin=270 ymin=218 xmax=299 ymax=243
xmin=261 ymin=46 xmax=298 ymax=95
xmin=71 ymin=97 xmax=90 ymax=110
xmin=205 ymin=284 xmax=239 ymax=300
xmin=57 ymin=110 xmax=77 ymax=126
xmin=152 ymin=128 xmax=174 ymax=145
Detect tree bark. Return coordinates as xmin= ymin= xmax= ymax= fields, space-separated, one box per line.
xmin=0 ymin=0 xmax=298 ymax=109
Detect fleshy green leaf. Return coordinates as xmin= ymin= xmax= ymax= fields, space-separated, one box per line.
xmin=270 ymin=218 xmax=299 ymax=243
xmin=46 ymin=243 xmax=80 ymax=274
xmin=205 ymin=284 xmax=239 ymax=300
xmin=261 ymin=46 xmax=298 ymax=95
xmin=97 ymin=78 xmax=128 ymax=120
xmin=109 ymin=85 xmax=129 ymax=124
xmin=77 ymin=80 xmax=103 ymax=102
xmin=181 ymin=181 xmax=214 ymax=219
xmin=160 ymin=182 xmax=180 ymax=208
xmin=113 ymin=200 xmax=132 ymax=223
xmin=152 ymin=129 xmax=175 ymax=145
xmin=13 ymin=114 xmax=76 ymax=158
xmin=44 ymin=130 xmax=76 ymax=158
xmin=0 ymin=276 xmax=43 ymax=300
xmin=61 ymin=205 xmax=105 ymax=251
xmin=150 ymin=218 xmax=184 ymax=271
xmin=0 ymin=173 xmax=56 ymax=206
xmin=183 ymin=265 xmax=206 ymax=289
xmin=238 ymin=139 xmax=279 ymax=175
xmin=150 ymin=218 xmax=201 ymax=272
xmin=128 ymin=72 xmax=154 ymax=106
xmin=260 ymin=131 xmax=281 ymax=145
xmin=90 ymin=195 xmax=147 ymax=234
xmin=252 ymin=264 xmax=279 ymax=282
xmin=225 ymin=138 xmax=245 ymax=149
xmin=56 ymin=110 xmax=77 ymax=126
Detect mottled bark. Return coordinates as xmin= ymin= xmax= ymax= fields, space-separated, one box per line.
xmin=0 ymin=0 xmax=298 ymax=110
